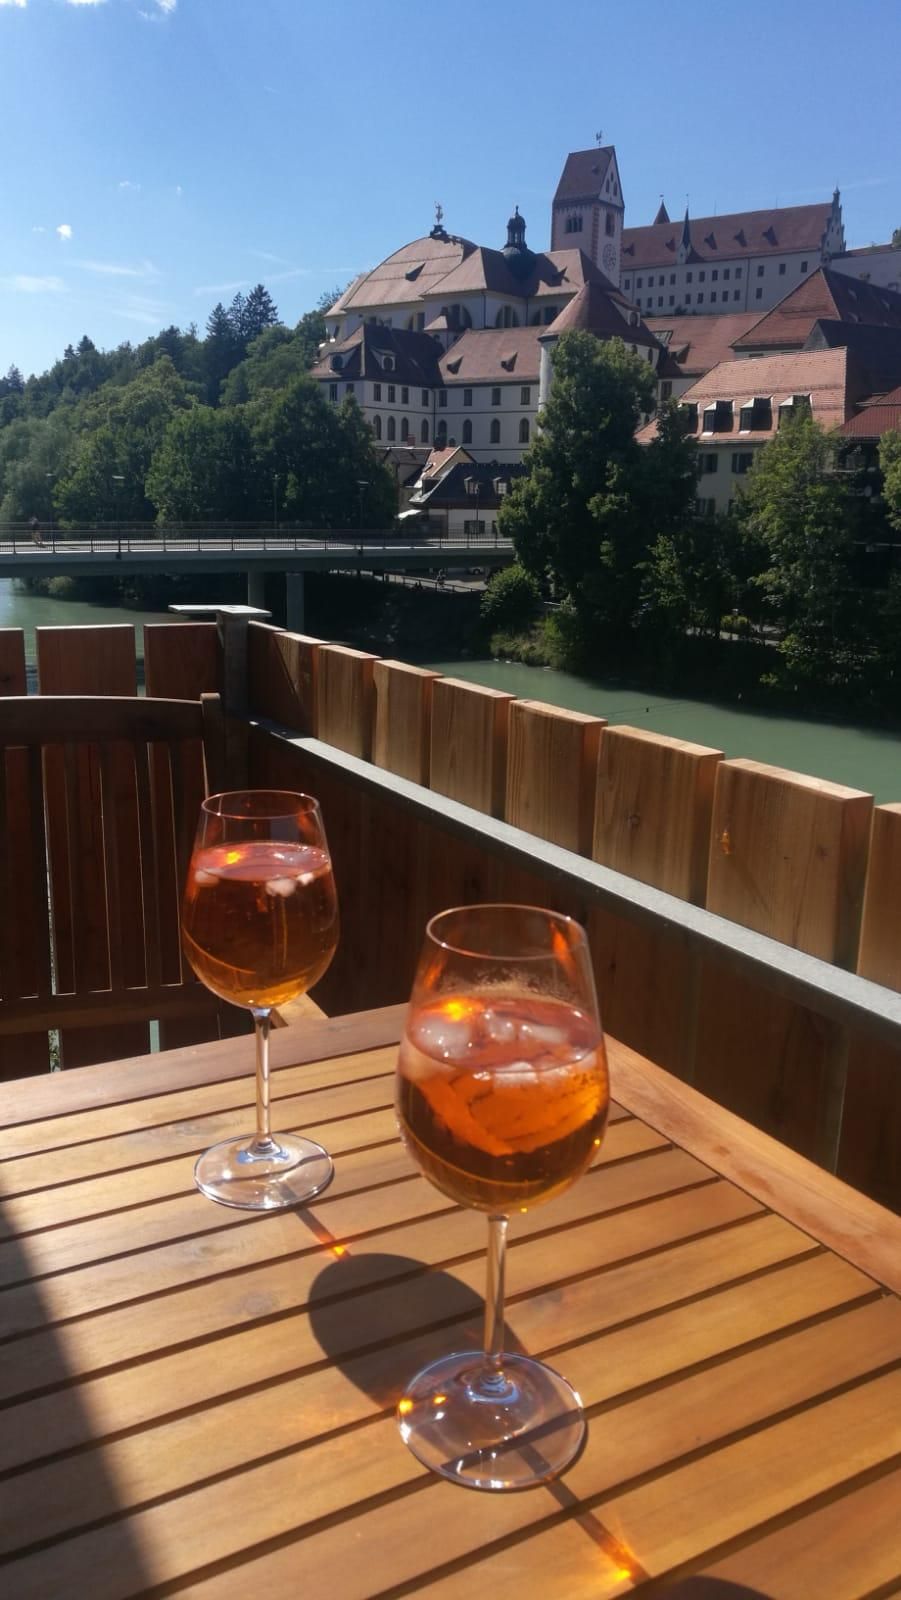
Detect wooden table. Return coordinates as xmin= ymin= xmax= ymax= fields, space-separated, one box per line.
xmin=2 ymin=1007 xmax=901 ymax=1599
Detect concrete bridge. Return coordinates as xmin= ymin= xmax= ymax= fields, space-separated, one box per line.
xmin=0 ymin=525 xmax=516 ymax=631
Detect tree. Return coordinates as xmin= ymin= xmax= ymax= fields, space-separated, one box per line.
xmin=892 ymin=226 xmax=901 ymax=249
xmin=499 ymin=333 xmax=694 ymax=659
xmin=238 ymin=284 xmax=279 ymax=343
xmin=879 ymin=429 xmax=901 ymax=532
xmin=146 ymin=406 xmax=257 ymax=522
xmin=737 ymin=410 xmax=855 ymax=683
xmin=220 ymin=326 xmax=308 ymax=406
xmin=251 ymin=378 xmax=394 ymax=527
xmin=54 ymin=357 xmax=190 ymax=524
xmin=480 ymin=564 xmax=541 ymax=634
xmin=203 ymin=303 xmax=241 ymax=405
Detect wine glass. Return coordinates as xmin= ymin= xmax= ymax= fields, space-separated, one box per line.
xmin=395 ymin=903 xmax=609 ymax=1490
xmin=181 ymin=790 xmax=339 ymax=1210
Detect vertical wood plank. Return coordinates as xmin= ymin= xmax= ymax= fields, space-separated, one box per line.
xmin=143 ymin=623 xmax=219 ymax=701
xmin=247 ymin=622 xmax=323 ymax=735
xmin=316 ymin=645 xmax=378 ymax=759
xmin=856 ymin=803 xmax=901 ymax=988
xmin=36 ymin=627 xmax=148 ymax=1068
xmin=0 ymin=634 xmax=47 ymax=1076
xmin=705 ymin=759 xmax=873 ymax=967
xmin=593 ymin=725 xmax=722 ymax=905
xmin=697 ymin=760 xmax=873 ymax=1165
xmin=429 ymin=677 xmax=513 ymax=818
xmin=504 ymin=700 xmax=605 ymax=855
xmin=372 ymin=660 xmax=439 ymax=786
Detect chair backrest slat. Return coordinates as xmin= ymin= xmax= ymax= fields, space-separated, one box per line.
xmin=97 ymin=741 xmax=125 ymax=995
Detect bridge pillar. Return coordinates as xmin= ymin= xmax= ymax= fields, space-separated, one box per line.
xmin=285 ymin=572 xmax=306 ymax=634
xmin=247 ymin=570 xmax=267 ymax=610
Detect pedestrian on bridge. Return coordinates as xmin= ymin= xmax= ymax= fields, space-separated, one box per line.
xmin=28 ymin=516 xmax=45 ymax=548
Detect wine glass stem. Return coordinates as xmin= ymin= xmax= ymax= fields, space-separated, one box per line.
xmin=484 ymin=1213 xmax=509 ymax=1373
xmin=251 ymin=1007 xmax=277 ymax=1156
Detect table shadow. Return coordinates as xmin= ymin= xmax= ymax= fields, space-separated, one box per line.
xmin=0 ymin=1184 xmax=152 ymax=1590
xmin=656 ymin=1584 xmax=771 ymax=1599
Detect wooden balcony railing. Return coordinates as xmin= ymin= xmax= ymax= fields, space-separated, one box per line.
xmin=2 ymin=614 xmax=900 ymax=1212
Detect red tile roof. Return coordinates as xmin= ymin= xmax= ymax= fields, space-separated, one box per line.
xmin=422 ymin=244 xmax=616 ymax=303
xmin=311 ymin=324 xmax=444 ymax=388
xmin=733 ymin=268 xmax=901 ymax=351
xmin=326 ymin=234 xmax=477 ymax=313
xmin=548 ymin=281 xmax=659 ymax=346
xmin=438 ymin=327 xmax=542 ymax=384
xmin=645 ymin=311 xmax=759 ymax=375
xmin=637 ymin=348 xmax=851 ymax=444
xmin=554 ymin=148 xmax=616 ymax=203
xmin=840 ymin=386 xmax=901 ymax=439
xmin=623 ymin=202 xmax=834 ymax=270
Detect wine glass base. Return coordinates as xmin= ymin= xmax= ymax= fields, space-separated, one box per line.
xmin=397 ymin=1350 xmax=587 ymax=1490
xmin=193 ymin=1134 xmax=334 ymax=1210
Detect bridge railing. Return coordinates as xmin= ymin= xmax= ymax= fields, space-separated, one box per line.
xmin=0 ymin=523 xmax=514 ymax=556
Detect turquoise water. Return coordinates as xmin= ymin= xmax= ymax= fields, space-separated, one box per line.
xmin=425 ymin=657 xmax=901 ymax=803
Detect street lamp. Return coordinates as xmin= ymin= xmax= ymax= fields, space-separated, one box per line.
xmin=357 ymin=479 xmax=368 ymax=533
xmin=112 ymin=474 xmax=125 ymax=558
xmin=272 ymin=473 xmax=280 ymax=534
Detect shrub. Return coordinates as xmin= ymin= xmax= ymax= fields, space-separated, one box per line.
xmin=480 ymin=564 xmax=541 ymax=634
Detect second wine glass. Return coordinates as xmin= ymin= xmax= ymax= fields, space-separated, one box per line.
xmin=182 ymin=790 xmax=339 ymax=1210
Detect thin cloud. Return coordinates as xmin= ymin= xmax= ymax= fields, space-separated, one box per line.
xmin=251 ymin=249 xmax=292 ymax=267
xmin=139 ymin=0 xmax=176 ymax=18
xmin=0 ymin=1 xmax=28 ymax=10
xmin=6 ymin=275 xmax=66 ymax=293
xmin=65 ymin=0 xmax=108 ymax=6
xmin=56 ymin=223 xmax=73 ymax=241
xmin=76 ymin=258 xmax=158 ymax=278
xmin=175 ymin=184 xmax=184 ymax=197
xmin=118 ymin=180 xmax=141 ymax=192
xmin=193 ymin=279 xmax=251 ymax=297
xmin=111 ymin=307 xmax=164 ymax=326
xmin=32 ymin=225 xmax=46 ymax=233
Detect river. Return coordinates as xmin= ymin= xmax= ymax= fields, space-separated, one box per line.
xmin=3 ymin=580 xmax=899 ymax=802
xmin=425 ymin=657 xmax=901 ymax=803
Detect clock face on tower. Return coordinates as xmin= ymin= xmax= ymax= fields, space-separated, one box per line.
xmin=602 ymin=242 xmax=617 ymax=273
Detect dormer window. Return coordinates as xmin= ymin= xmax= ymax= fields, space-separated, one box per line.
xmin=331 ymin=354 xmax=344 ymax=371
xmin=778 ymin=393 xmax=812 ymax=424
xmin=681 ymin=401 xmax=699 ymax=431
xmin=702 ymin=399 xmax=734 ymax=434
xmin=382 ymin=355 xmax=395 ymax=372
xmin=739 ymin=397 xmax=773 ymax=431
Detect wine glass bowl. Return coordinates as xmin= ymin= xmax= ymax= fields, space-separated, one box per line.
xmin=395 ymin=904 xmax=609 ymax=1490
xmin=182 ymin=790 xmax=339 ymax=1210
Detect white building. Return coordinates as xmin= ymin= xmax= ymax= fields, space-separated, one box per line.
xmin=621 ymin=195 xmax=845 ymax=319
xmin=830 ymin=243 xmax=901 ymax=294
xmin=313 ymin=152 xmax=663 ymax=463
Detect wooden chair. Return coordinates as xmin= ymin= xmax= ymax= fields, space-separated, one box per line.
xmin=0 ymin=692 xmax=249 ymax=1078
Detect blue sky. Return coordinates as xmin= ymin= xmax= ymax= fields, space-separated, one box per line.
xmin=2 ymin=0 xmax=900 ymax=377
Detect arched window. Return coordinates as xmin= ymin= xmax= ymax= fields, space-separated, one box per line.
xmin=382 ymin=355 xmax=395 ymax=371
xmin=420 ymin=418 xmax=429 ymax=443
xmin=373 ymin=415 xmax=382 ymax=440
xmin=519 ymin=418 xmax=530 ymax=445
xmin=462 ymin=419 xmax=472 ymax=444
xmin=401 ymin=417 xmax=409 ymax=440
xmin=436 ymin=420 xmax=447 ymax=445
xmin=387 ymin=416 xmax=396 ymax=441
xmin=494 ymin=306 xmax=520 ymax=328
xmin=490 ymin=419 xmax=501 ymax=445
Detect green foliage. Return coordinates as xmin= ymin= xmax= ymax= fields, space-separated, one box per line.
xmin=54 ymin=357 xmax=191 ymax=524
xmin=479 ymin=563 xmax=541 ymax=632
xmin=145 ymin=407 xmax=258 ymax=522
xmin=879 ymin=429 xmax=901 ymax=532
xmin=499 ymin=336 xmax=697 ymax=657
xmin=221 ymin=327 xmax=311 ymax=406
xmin=250 ymin=380 xmax=395 ymax=527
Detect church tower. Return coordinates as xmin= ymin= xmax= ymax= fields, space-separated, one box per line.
xmin=551 ymin=145 xmax=625 ymax=284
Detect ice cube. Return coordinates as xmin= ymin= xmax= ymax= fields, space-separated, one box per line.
xmin=519 ymin=1022 xmax=569 ymax=1050
xmin=265 ymin=877 xmax=297 ymax=898
xmin=415 ymin=1014 xmax=473 ymax=1063
xmin=299 ymin=871 xmax=316 ymax=887
xmin=482 ymin=1009 xmax=517 ymax=1045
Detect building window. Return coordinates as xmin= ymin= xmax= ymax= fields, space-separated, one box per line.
xmin=401 ymin=387 xmax=409 ymax=404
xmin=565 ymin=214 xmax=583 ymax=234
xmin=712 ymin=269 xmax=718 ymax=281
xmin=462 ymin=419 xmax=473 ymax=444
xmin=755 ymin=288 xmax=763 ymax=299
xmin=383 ymin=355 xmax=394 ymax=371
xmin=519 ymin=418 xmax=530 ymax=444
xmin=703 ymin=400 xmax=734 ymax=433
xmin=373 ymin=382 xmax=382 ymax=401
xmin=757 ymin=265 xmax=764 ymax=277
xmin=421 ymin=419 xmax=429 ymax=443
xmin=669 ymin=295 xmax=675 ymax=306
xmin=698 ymin=293 xmax=704 ymax=304
xmin=685 ymin=293 xmax=691 ymax=304
xmin=388 ymin=384 xmax=396 ymax=402
xmin=605 ymin=211 xmax=615 ymax=235
xmin=801 ymin=259 xmax=808 ymax=272
xmin=701 ymin=454 xmax=719 ymax=474
xmin=490 ymin=419 xmax=501 ymax=444
xmin=400 ymin=417 xmax=410 ymax=440
xmin=695 ymin=498 xmax=716 ymax=516
xmin=699 ymin=271 xmax=705 ymax=283
xmin=670 ymin=274 xmax=675 ymax=285
xmin=421 ymin=389 xmax=429 ymax=406
xmin=491 ymin=387 xmax=501 ymax=406
xmin=686 ymin=272 xmax=693 ymax=283
xmin=661 ymin=380 xmax=672 ymax=400
xmin=740 ymin=398 xmax=772 ymax=431
xmin=373 ymin=415 xmax=382 ymax=439
xmin=711 ymin=292 xmax=717 ymax=302
xmin=520 ymin=386 xmax=531 ymax=405
xmin=735 ymin=267 xmax=743 ymax=279
xmin=463 ymin=388 xmax=473 ymax=407
xmin=387 ymin=417 xmax=396 ymax=441
xmin=734 ymin=290 xmax=741 ymax=301
xmin=328 ymin=383 xmax=338 ymax=402
xmin=637 ymin=277 xmax=643 ymax=288
xmin=732 ymin=452 xmax=754 ymax=474
xmin=658 ymin=296 xmax=663 ymax=307
xmin=724 ymin=267 xmax=731 ymax=280
xmin=495 ymin=305 xmax=520 ymax=328
xmin=778 ymin=263 xmax=786 ymax=276
xmin=345 ymin=382 xmax=355 ymax=395
xmin=438 ymin=390 xmax=447 ymax=408
xmin=436 ymin=420 xmax=447 ymax=444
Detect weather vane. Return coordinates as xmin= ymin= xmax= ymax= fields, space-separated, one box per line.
xmin=435 ymin=201 xmax=444 ymax=227
xmin=595 ymin=129 xmax=603 ymax=147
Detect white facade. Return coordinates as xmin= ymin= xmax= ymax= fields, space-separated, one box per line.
xmin=624 ymin=249 xmax=822 ymax=318
xmin=694 ymin=443 xmax=762 ymax=514
xmin=830 ymin=246 xmax=901 ymax=294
